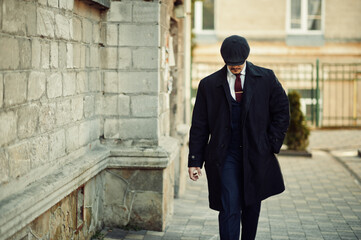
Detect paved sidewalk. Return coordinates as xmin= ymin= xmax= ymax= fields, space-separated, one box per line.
xmin=309 ymin=129 xmax=361 ymax=185
xmin=99 ymin=130 xmax=361 ymax=240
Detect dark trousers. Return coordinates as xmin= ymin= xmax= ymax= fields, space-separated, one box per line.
xmin=219 ymin=150 xmax=261 ymax=240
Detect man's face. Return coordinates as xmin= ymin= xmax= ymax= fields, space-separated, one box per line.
xmin=227 ymin=62 xmax=246 ymax=75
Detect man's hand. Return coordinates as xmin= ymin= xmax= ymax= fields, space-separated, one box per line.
xmin=188 ymin=167 xmax=202 ymax=181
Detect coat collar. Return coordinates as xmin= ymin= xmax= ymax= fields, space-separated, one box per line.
xmin=217 ymin=62 xmax=262 ymax=124
xmin=241 ymin=62 xmax=261 ymax=126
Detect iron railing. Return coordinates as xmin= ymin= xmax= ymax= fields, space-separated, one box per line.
xmin=191 ymin=61 xmax=361 ymax=128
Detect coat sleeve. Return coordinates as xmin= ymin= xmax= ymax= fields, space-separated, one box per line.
xmin=268 ymin=71 xmax=290 ymax=153
xmin=188 ymin=80 xmax=210 ymax=168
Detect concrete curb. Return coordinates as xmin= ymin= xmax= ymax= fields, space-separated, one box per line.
xmin=278 ymin=149 xmax=312 ymax=158
xmin=326 ymin=150 xmax=361 ymax=187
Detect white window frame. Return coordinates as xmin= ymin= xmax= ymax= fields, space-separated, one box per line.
xmin=286 ymin=0 xmax=325 ymax=35
xmin=193 ymin=0 xmax=215 ymax=34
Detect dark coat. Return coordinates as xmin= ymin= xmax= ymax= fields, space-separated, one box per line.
xmin=188 ymin=62 xmax=290 ymax=211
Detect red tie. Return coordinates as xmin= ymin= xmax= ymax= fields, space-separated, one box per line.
xmin=235 ymin=74 xmax=243 ymax=102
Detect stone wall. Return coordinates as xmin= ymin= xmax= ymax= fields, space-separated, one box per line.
xmin=0 ymin=0 xmax=191 ymax=239
xmin=0 ymin=0 xmax=103 ymax=195
xmin=7 ymin=174 xmax=104 ymax=240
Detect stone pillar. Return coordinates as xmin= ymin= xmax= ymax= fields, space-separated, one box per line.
xmin=99 ymin=0 xmax=181 ymax=230
xmin=102 ymin=1 xmax=161 ymax=146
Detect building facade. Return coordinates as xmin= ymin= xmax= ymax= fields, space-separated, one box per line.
xmin=0 ymin=0 xmax=191 ymax=239
xmin=192 ymin=0 xmax=361 ymax=127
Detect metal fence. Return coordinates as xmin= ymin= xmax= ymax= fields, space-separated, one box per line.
xmin=191 ymin=61 xmax=361 ymax=128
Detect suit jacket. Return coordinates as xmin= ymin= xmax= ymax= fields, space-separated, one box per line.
xmin=188 ymin=62 xmax=290 ymax=210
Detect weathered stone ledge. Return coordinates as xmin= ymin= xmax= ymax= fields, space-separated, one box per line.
xmin=0 ymin=137 xmax=179 ymax=240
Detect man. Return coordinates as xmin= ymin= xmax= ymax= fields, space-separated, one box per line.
xmin=188 ymin=35 xmax=290 ymax=240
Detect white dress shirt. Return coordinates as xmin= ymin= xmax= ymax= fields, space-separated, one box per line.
xmin=226 ymin=63 xmax=246 ymax=101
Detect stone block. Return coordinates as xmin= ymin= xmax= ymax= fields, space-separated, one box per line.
xmin=55 ymin=14 xmax=70 ymax=40
xmin=119 ymin=24 xmax=158 ymax=47
xmin=65 ymin=125 xmax=79 ymax=153
xmin=82 ymin=18 xmax=93 ymax=43
xmin=39 ymin=102 xmax=56 ymax=133
xmin=28 ymin=72 xmax=46 ymax=101
xmin=102 ymin=95 xmax=118 ymax=116
xmin=0 ymin=111 xmax=17 ymax=147
xmin=90 ymin=118 xmax=101 ymax=141
xmin=119 ymin=72 xmax=158 ymax=94
xmin=56 ymin=99 xmax=72 ymax=126
xmin=30 ymin=135 xmax=49 ymax=169
xmin=59 ymin=42 xmax=67 ymax=69
xmin=25 ymin=3 xmax=37 ymax=37
xmin=63 ymin=72 xmax=76 ymax=96
xmin=48 ymin=0 xmax=58 ymax=8
xmin=79 ymin=121 xmax=91 ymax=146
xmin=67 ymin=43 xmax=73 ymax=68
xmin=0 ymin=0 xmax=2 ymax=29
xmin=104 ymin=118 xmax=119 ymax=139
xmin=80 ymin=45 xmax=87 ymax=69
xmin=18 ymin=104 xmax=39 ymax=139
xmin=90 ymin=46 xmax=99 ymax=68
xmin=73 ymin=43 xmax=81 ymax=69
xmin=118 ymin=48 xmax=132 ymax=69
xmin=59 ymin=0 xmax=68 ymax=9
xmin=38 ymin=0 xmax=47 ymax=5
xmin=49 ymin=129 xmax=66 ymax=161
xmin=72 ymin=17 xmax=82 ymax=42
xmin=19 ymin=39 xmax=32 ymax=69
xmin=159 ymin=112 xmax=170 ymax=137
xmin=0 ymin=74 xmax=3 ymax=108
xmin=8 ymin=141 xmax=31 ymax=178
xmin=131 ymin=170 xmax=163 ymax=192
xmin=85 ymin=46 xmax=90 ymax=68
xmin=93 ymin=23 xmax=100 ymax=44
xmin=130 ymin=191 xmax=162 ymax=231
xmin=4 ymin=72 xmax=27 ymax=106
xmin=41 ymin=41 xmax=50 ymax=69
xmin=76 ymin=71 xmax=88 ymax=93
xmin=37 ymin=8 xmax=55 ymax=38
xmin=131 ymin=95 xmax=158 ymax=117
xmin=50 ymin=42 xmax=59 ymax=69
xmin=118 ymin=94 xmax=130 ymax=116
xmin=133 ymin=47 xmax=158 ymax=70
xmin=106 ymin=2 xmax=132 ymax=22
xmin=2 ymin=0 xmax=26 ymax=35
xmin=133 ymin=2 xmax=159 ymax=23
xmin=94 ymin=95 xmax=103 ymax=115
xmin=32 ymin=39 xmax=41 ymax=69
xmin=0 ymin=149 xmax=9 ymax=184
xmin=47 ymin=73 xmax=62 ymax=98
xmin=30 ymin=208 xmax=51 ymax=239
xmin=67 ymin=0 xmax=74 ymax=10
xmin=118 ymin=118 xmax=158 ymax=139
xmin=100 ymin=47 xmax=117 ymax=69
xmin=89 ymin=71 xmax=101 ymax=92
xmin=0 ymin=36 xmax=19 ymax=70
xmin=69 ymin=17 xmax=74 ymax=41
xmin=106 ymin=24 xmax=118 ymax=46
xmin=71 ymin=96 xmax=83 ymax=121
xmin=103 ymin=71 xmax=118 ymax=93
xmin=103 ymin=170 xmax=133 ymax=225
xmin=84 ymin=95 xmax=95 ymax=118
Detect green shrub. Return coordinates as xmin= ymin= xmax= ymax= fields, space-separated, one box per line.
xmin=285 ymin=91 xmax=310 ymax=151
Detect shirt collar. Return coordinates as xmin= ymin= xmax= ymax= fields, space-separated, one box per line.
xmin=226 ymin=62 xmax=247 ymax=78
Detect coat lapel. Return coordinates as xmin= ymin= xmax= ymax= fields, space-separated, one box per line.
xmin=241 ymin=62 xmax=261 ymax=126
xmin=216 ymin=65 xmax=233 ymax=119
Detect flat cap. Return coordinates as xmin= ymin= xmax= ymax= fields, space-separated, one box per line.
xmin=220 ymin=35 xmax=250 ymax=66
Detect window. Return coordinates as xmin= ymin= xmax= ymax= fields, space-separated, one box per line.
xmin=288 ymin=0 xmax=323 ymax=34
xmin=193 ymin=0 xmax=214 ymax=32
